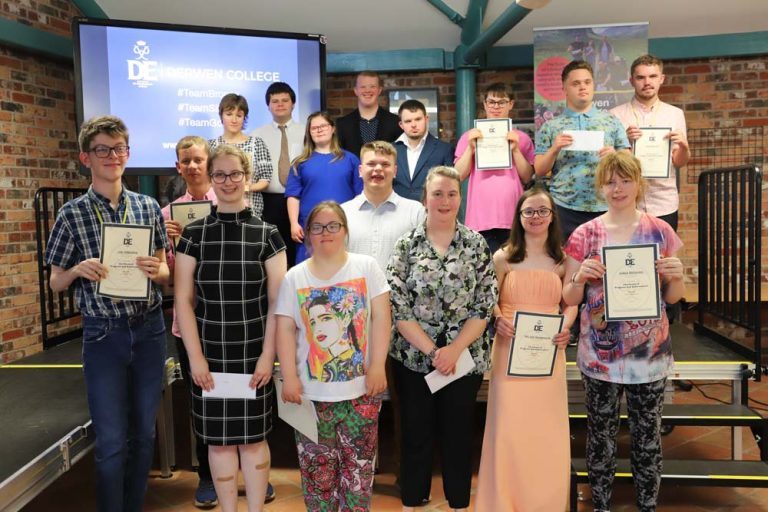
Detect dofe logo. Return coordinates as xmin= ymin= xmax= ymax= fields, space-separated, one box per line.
xmin=123 ymin=232 xmax=133 ymax=246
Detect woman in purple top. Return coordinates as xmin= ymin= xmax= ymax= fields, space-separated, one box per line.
xmin=285 ymin=112 xmax=363 ymax=264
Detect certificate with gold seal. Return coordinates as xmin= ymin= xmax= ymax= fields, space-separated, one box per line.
xmin=96 ymin=223 xmax=153 ymax=301
xmin=507 ymin=312 xmax=563 ymax=377
xmin=602 ymin=243 xmax=661 ymax=321
xmin=633 ymin=127 xmax=672 ymax=179
xmin=170 ymin=200 xmax=212 ymax=244
xmin=474 ymin=118 xmax=512 ymax=170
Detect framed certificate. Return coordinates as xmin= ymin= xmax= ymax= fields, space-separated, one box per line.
xmin=96 ymin=223 xmax=153 ymax=301
xmin=170 ymin=200 xmax=212 ymax=244
xmin=507 ymin=311 xmax=564 ymax=377
xmin=474 ymin=118 xmax=511 ymax=170
xmin=602 ymin=243 xmax=661 ymax=321
xmin=633 ymin=127 xmax=672 ymax=179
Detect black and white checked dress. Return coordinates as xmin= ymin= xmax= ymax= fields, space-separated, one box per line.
xmin=176 ymin=207 xmax=285 ymax=445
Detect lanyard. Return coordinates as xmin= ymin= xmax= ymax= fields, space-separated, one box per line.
xmin=91 ymin=195 xmax=130 ymax=225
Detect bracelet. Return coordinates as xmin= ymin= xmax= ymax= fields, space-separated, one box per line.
xmin=570 ymin=273 xmax=585 ymax=286
xmin=427 ymin=346 xmax=438 ymax=360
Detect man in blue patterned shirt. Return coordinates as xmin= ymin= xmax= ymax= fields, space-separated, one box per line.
xmin=45 ymin=116 xmax=171 ymax=512
xmin=535 ymin=60 xmax=630 ymax=240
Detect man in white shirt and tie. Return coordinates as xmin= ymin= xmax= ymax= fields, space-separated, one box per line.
xmin=252 ymin=82 xmax=305 ymax=266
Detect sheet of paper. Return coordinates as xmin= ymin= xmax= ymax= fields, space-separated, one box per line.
xmin=202 ymin=372 xmax=256 ymax=400
xmin=474 ymin=118 xmax=512 ymax=170
xmin=424 ymin=347 xmax=475 ymax=394
xmin=507 ymin=312 xmax=563 ymax=377
xmin=274 ymin=379 xmax=319 ymax=443
xmin=563 ymin=129 xmax=604 ymax=152
xmin=634 ymin=127 xmax=672 ymax=178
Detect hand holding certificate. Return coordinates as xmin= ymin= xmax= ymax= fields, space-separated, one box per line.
xmin=633 ymin=127 xmax=672 ymax=178
xmin=602 ymin=244 xmax=661 ymax=321
xmin=169 ymin=200 xmax=212 ymax=244
xmin=97 ymin=223 xmax=153 ymax=300
xmin=507 ymin=312 xmax=563 ymax=377
xmin=474 ymin=118 xmax=512 ymax=170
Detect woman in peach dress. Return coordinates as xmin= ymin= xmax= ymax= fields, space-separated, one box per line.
xmin=475 ymin=187 xmax=576 ymax=511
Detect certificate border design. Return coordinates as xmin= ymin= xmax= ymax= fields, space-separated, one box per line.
xmin=602 ymin=243 xmax=661 ymax=321
xmin=633 ymin=127 xmax=672 ymax=179
xmin=169 ymin=200 xmax=213 ymax=223
xmin=474 ymin=118 xmax=512 ymax=170
xmin=506 ymin=311 xmax=564 ymax=378
xmin=96 ymin=222 xmax=153 ymax=301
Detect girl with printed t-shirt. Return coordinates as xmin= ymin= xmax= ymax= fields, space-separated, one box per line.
xmin=275 ymin=201 xmax=391 ymax=512
xmin=563 ymin=152 xmax=684 ymax=512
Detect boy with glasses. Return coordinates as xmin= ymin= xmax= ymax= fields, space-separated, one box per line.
xmin=454 ymin=82 xmax=535 ymax=253
xmin=45 ymin=116 xmax=171 ymax=512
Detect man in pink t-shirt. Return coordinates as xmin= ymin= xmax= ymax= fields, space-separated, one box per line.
xmin=610 ymin=54 xmax=691 ymax=231
xmin=454 ymin=82 xmax=535 ymax=253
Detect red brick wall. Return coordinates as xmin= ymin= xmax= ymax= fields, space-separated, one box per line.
xmin=0 ymin=1 xmax=85 ymax=362
xmin=327 ymin=55 xmax=767 ymax=289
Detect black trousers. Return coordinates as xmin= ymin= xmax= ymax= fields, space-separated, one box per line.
xmin=391 ymin=358 xmax=482 ymax=509
xmin=262 ymin=192 xmax=295 ymax=267
xmin=174 ymin=336 xmax=211 ymax=481
xmin=555 ymin=204 xmax=603 ymax=243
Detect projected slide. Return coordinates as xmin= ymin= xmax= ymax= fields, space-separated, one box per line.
xmin=77 ymin=22 xmax=323 ymax=172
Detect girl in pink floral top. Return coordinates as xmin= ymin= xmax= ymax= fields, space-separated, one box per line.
xmin=562 ymin=152 xmax=684 ymax=512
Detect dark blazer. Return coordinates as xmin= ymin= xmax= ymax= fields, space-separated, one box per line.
xmin=394 ymin=134 xmax=454 ymax=202
xmin=336 ymin=107 xmax=403 ymax=158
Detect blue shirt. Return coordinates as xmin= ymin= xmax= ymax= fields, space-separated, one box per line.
xmin=284 ymin=150 xmax=363 ymax=225
xmin=45 ymin=186 xmax=170 ymax=318
xmin=535 ymin=106 xmax=630 ymax=212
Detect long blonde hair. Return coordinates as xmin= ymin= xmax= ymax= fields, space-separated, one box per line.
xmin=290 ymin=111 xmax=345 ymax=175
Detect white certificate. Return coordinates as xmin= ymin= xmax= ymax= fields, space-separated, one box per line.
xmin=170 ymin=200 xmax=212 ymax=244
xmin=507 ymin=312 xmax=563 ymax=377
xmin=474 ymin=118 xmax=512 ymax=170
xmin=202 ymin=372 xmax=257 ymax=399
xmin=602 ymin=244 xmax=661 ymax=321
xmin=563 ymin=130 xmax=604 ymax=152
xmin=97 ymin=223 xmax=152 ymax=301
xmin=424 ymin=347 xmax=475 ymax=394
xmin=274 ymin=379 xmax=319 ymax=443
xmin=633 ymin=127 xmax=672 ymax=179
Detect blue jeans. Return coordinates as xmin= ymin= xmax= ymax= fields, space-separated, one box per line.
xmin=82 ymin=308 xmax=166 ymax=512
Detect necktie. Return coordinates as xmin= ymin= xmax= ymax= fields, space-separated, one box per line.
xmin=278 ymin=124 xmax=290 ymax=186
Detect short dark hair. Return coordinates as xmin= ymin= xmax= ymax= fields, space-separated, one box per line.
xmin=630 ymin=54 xmax=664 ymax=76
xmin=398 ymin=99 xmax=427 ymax=117
xmin=218 ymin=93 xmax=249 ymax=123
xmin=561 ymin=60 xmax=593 ymax=82
xmin=484 ymin=82 xmax=513 ymax=100
xmin=265 ymin=82 xmax=296 ymax=105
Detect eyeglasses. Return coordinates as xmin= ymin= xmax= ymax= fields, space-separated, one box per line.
xmin=485 ymin=99 xmax=510 ymax=108
xmin=310 ymin=124 xmax=332 ymax=132
xmin=210 ymin=171 xmax=246 ymax=184
xmin=89 ymin=145 xmax=129 ymax=158
xmin=308 ymin=222 xmax=343 ymax=235
xmin=520 ymin=207 xmax=553 ymax=218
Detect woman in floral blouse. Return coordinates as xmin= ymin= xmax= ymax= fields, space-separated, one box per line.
xmin=386 ymin=166 xmax=497 ymax=512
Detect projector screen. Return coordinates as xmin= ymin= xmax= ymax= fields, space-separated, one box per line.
xmin=73 ymin=18 xmax=326 ymax=175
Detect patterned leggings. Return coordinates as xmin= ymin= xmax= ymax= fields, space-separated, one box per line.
xmin=295 ymin=395 xmax=381 ymax=512
xmin=583 ymin=375 xmax=667 ymax=512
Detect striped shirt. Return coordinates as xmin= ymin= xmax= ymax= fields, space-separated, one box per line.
xmin=45 ymin=186 xmax=170 ymax=318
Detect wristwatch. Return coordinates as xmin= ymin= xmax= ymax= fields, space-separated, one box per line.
xmin=427 ymin=346 xmax=438 ymax=360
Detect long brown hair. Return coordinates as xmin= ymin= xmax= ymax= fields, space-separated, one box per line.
xmin=290 ymin=111 xmax=345 ymax=174
xmin=503 ymin=187 xmax=564 ymax=264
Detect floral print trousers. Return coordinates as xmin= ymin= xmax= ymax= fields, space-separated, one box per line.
xmin=583 ymin=374 xmax=667 ymax=512
xmin=296 ymin=395 xmax=381 ymax=512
